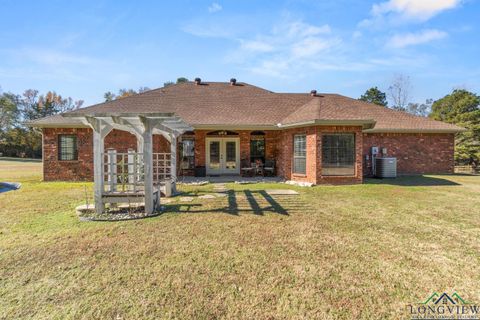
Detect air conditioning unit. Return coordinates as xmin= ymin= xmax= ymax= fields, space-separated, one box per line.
xmin=375 ymin=157 xmax=397 ymax=178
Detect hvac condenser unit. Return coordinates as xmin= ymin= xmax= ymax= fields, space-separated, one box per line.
xmin=375 ymin=157 xmax=397 ymax=178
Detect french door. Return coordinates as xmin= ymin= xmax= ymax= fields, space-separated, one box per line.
xmin=206 ymin=138 xmax=240 ymax=175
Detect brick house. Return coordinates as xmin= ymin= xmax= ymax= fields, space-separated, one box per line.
xmin=30 ymin=79 xmax=463 ymax=185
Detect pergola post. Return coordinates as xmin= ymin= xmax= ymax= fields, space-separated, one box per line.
xmin=170 ymin=133 xmax=177 ymax=193
xmin=93 ymin=129 xmax=105 ymax=213
xmin=87 ymin=117 xmax=113 ymax=214
xmin=142 ymin=119 xmax=155 ymax=214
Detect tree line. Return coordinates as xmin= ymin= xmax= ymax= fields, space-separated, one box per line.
xmin=0 ymin=89 xmax=83 ymax=158
xmin=359 ymin=75 xmax=480 ymax=167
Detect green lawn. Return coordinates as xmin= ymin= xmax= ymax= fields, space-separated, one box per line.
xmin=1 ymin=158 xmax=479 ymax=319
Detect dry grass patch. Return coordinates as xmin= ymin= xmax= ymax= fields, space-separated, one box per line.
xmin=0 ymin=159 xmax=479 ymax=319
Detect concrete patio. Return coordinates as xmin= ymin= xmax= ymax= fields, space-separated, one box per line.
xmin=176 ymin=175 xmax=284 ymax=185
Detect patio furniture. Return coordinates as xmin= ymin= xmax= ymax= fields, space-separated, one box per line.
xmin=241 ymin=160 xmax=254 ymax=176
xmin=254 ymin=160 xmax=264 ymax=176
xmin=264 ymin=159 xmax=275 ymax=176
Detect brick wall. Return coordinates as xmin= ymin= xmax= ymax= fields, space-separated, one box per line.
xmin=276 ymin=126 xmax=363 ymax=185
xmin=43 ymin=128 xmax=170 ymax=181
xmin=363 ymin=133 xmax=455 ymax=175
xmin=42 ymin=127 xmax=455 ymax=182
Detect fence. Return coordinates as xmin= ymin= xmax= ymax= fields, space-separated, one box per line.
xmin=454 ymin=165 xmax=479 ymax=174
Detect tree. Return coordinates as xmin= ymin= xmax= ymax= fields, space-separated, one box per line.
xmin=163 ymin=81 xmax=175 ymax=87
xmin=0 ymin=92 xmax=20 ymax=131
xmin=430 ymin=89 xmax=480 ymax=167
xmin=176 ymin=77 xmax=188 ymax=84
xmin=388 ymin=74 xmax=411 ymax=111
xmin=104 ymin=91 xmax=115 ymax=102
xmin=406 ymin=99 xmax=432 ymax=117
xmin=359 ymin=87 xmax=388 ymax=106
xmin=0 ymin=89 xmax=83 ymax=158
xmin=103 ymin=87 xmax=151 ymax=102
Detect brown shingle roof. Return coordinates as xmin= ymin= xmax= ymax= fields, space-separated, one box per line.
xmin=29 ymin=81 xmax=464 ymax=132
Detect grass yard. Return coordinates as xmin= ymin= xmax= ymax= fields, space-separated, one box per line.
xmin=0 ymin=158 xmax=479 ymax=319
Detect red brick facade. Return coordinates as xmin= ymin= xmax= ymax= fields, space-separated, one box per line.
xmin=42 ymin=128 xmax=170 ymax=181
xmin=42 ymin=127 xmax=455 ymax=183
xmin=276 ymin=126 xmax=363 ymax=184
xmin=363 ymin=133 xmax=455 ymax=175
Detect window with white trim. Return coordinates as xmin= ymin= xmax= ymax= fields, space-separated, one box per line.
xmin=293 ymin=134 xmax=306 ymax=174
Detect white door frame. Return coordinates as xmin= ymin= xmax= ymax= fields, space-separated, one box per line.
xmin=206 ymin=137 xmax=240 ymax=175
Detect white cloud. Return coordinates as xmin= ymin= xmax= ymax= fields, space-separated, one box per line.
xmin=208 ymin=3 xmax=222 ymax=13
xmin=373 ymin=0 xmax=461 ymax=20
xmin=361 ymin=0 xmax=462 ymax=27
xmin=225 ymin=20 xmax=339 ymax=76
xmin=387 ymin=29 xmax=448 ymax=48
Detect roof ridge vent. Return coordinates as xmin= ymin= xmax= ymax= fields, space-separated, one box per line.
xmin=194 ymin=77 xmax=201 ymax=85
xmin=230 ymin=78 xmax=237 ymax=86
xmin=310 ymin=90 xmax=317 ymax=96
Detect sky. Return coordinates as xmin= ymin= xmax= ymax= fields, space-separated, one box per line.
xmin=0 ymin=0 xmax=479 ymax=107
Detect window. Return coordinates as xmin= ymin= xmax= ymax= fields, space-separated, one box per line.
xmin=293 ymin=134 xmax=306 ymax=174
xmin=180 ymin=138 xmax=195 ymax=169
xmin=58 ymin=135 xmax=78 ymax=161
xmin=250 ymin=131 xmax=265 ymax=163
xmin=322 ymin=134 xmax=355 ymax=176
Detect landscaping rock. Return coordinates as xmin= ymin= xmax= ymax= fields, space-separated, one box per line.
xmin=266 ymin=189 xmax=299 ymax=195
xmin=285 ymin=180 xmax=314 ymax=187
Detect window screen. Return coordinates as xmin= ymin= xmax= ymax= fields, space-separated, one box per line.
xmin=293 ymin=134 xmax=306 ymax=174
xmin=58 ymin=135 xmax=78 ymax=161
xmin=322 ymin=134 xmax=355 ymax=176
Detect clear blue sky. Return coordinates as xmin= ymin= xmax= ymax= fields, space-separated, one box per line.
xmin=0 ymin=0 xmax=479 ymax=106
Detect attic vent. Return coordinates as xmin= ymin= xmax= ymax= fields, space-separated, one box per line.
xmin=194 ymin=77 xmax=201 ymax=85
xmin=230 ymin=78 xmax=237 ymax=86
xmin=310 ymin=90 xmax=317 ymax=96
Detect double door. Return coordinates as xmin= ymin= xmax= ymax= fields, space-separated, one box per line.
xmin=206 ymin=138 xmax=240 ymax=175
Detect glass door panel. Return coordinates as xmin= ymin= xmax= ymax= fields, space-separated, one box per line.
xmin=209 ymin=141 xmax=220 ymax=169
xmin=225 ymin=141 xmax=236 ymax=169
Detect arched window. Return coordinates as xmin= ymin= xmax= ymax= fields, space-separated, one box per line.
xmin=206 ymin=130 xmax=239 ymax=136
xmin=250 ymin=131 xmax=265 ymax=163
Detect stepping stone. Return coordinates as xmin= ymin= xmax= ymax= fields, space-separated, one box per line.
xmin=198 ymin=194 xmax=216 ymax=199
xmin=214 ymin=193 xmax=228 ymax=197
xmin=179 ymin=196 xmax=194 ymax=202
xmin=160 ymin=198 xmax=173 ymax=204
xmin=265 ymin=189 xmax=299 ymax=195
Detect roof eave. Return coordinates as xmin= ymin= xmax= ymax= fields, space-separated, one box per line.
xmin=363 ymin=128 xmax=466 ymax=133
xmin=278 ymin=119 xmax=376 ymax=129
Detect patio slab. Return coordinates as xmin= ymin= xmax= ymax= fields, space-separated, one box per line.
xmin=265 ymin=189 xmax=299 ymax=195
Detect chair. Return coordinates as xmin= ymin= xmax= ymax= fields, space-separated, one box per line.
xmin=263 ymin=159 xmax=275 ymax=176
xmin=241 ymin=160 xmax=254 ymax=177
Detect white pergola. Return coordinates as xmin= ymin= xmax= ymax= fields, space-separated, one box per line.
xmin=63 ymin=112 xmax=193 ymax=214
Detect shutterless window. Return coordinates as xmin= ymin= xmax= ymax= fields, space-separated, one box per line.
xmin=322 ymin=134 xmax=355 ymax=176
xmin=180 ymin=138 xmax=195 ymax=169
xmin=293 ymin=134 xmax=306 ymax=174
xmin=250 ymin=137 xmax=265 ymax=163
xmin=58 ymin=135 xmax=78 ymax=161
